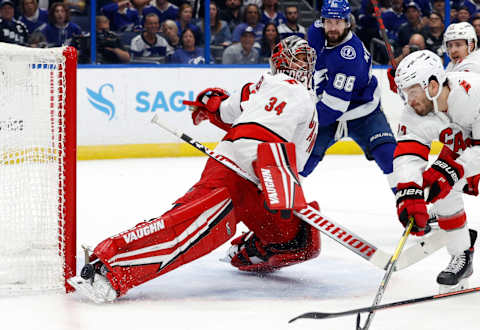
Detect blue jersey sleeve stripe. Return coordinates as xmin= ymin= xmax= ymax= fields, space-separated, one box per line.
xmin=320 ymin=91 xmax=349 ymax=113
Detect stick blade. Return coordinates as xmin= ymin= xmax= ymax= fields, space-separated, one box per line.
xmin=288 ymin=312 xmax=335 ymax=323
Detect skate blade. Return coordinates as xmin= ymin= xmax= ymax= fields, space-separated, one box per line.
xmin=438 ymin=278 xmax=470 ymax=294
xmin=67 ymin=276 xmax=117 ymax=304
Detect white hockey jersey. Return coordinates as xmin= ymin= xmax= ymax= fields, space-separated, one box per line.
xmin=445 ymin=50 xmax=480 ymax=74
xmin=215 ymin=72 xmax=318 ymax=179
xmin=395 ymin=71 xmax=480 ymax=189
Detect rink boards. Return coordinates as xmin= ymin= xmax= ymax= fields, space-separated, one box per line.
xmin=76 ymin=66 xmax=442 ymax=160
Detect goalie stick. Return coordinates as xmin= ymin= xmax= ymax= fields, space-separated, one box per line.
xmin=150 ymin=115 xmax=446 ymax=271
xmin=289 ymin=286 xmax=480 ymax=323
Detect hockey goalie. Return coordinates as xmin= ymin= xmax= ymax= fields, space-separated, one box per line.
xmin=68 ymin=36 xmax=322 ymax=303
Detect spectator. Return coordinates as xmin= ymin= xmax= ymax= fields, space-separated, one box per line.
xmin=132 ymin=0 xmax=151 ymax=24
xmin=472 ymin=16 xmax=480 ymax=41
xmin=451 ymin=5 xmax=460 ymax=23
xmin=421 ymin=11 xmax=444 ymax=57
xmin=0 ymin=0 xmax=28 ymax=45
xmin=19 ymin=0 xmax=48 ymax=33
xmin=381 ymin=0 xmax=406 ymax=43
xmin=101 ymin=0 xmax=141 ymax=32
xmin=258 ymin=22 xmax=278 ymax=58
xmin=358 ymin=0 xmax=389 ymax=16
xmin=260 ymin=0 xmax=285 ymax=26
xmin=456 ymin=6 xmax=472 ymax=23
xmin=161 ymin=19 xmax=180 ymax=49
xmin=243 ymin=0 xmax=261 ymax=7
xmin=222 ymin=25 xmax=259 ymax=64
xmin=130 ymin=13 xmax=173 ymax=59
xmin=40 ymin=3 xmax=82 ymax=47
xmin=197 ymin=1 xmax=231 ymax=47
xmin=95 ymin=15 xmax=131 ymax=64
xmin=405 ymin=0 xmax=432 ymax=17
xmin=232 ymin=4 xmax=264 ymax=43
xmin=356 ymin=2 xmax=381 ymax=49
xmin=143 ymin=0 xmax=179 ymax=25
xmin=396 ymin=1 xmax=424 ymax=54
xmin=219 ymin=0 xmax=243 ymax=32
xmin=27 ymin=30 xmax=47 ymax=47
xmin=64 ymin=0 xmax=87 ymax=15
xmin=462 ymin=0 xmax=480 ymax=17
xmin=170 ymin=28 xmax=207 ymax=64
xmin=175 ymin=3 xmax=202 ymax=44
xmin=277 ymin=4 xmax=306 ymax=40
xmin=431 ymin=0 xmax=445 ymax=17
xmin=393 ymin=32 xmax=425 ymax=66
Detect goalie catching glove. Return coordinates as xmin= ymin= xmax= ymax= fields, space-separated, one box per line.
xmin=183 ymin=87 xmax=231 ymax=131
xmin=422 ymin=147 xmax=464 ymax=203
xmin=396 ymin=182 xmax=429 ymax=236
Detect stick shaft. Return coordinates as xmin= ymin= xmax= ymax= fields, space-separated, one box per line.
xmin=289 ymin=286 xmax=480 ymax=322
xmin=358 ymin=220 xmax=413 ymax=329
xmin=370 ymin=0 xmax=397 ymax=68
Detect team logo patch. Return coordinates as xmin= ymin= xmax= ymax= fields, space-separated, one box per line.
xmin=314 ymin=19 xmax=322 ymax=28
xmin=340 ymin=46 xmax=356 ymax=60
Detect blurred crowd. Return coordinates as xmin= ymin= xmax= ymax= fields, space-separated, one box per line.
xmin=1 ymin=0 xmax=480 ymax=65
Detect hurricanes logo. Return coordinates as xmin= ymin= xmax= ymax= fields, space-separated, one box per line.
xmin=87 ymin=83 xmax=116 ymax=120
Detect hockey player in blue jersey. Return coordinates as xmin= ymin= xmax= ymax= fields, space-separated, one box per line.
xmin=302 ymin=0 xmax=397 ymax=193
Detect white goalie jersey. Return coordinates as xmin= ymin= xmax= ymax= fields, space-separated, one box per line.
xmin=394 ymin=71 xmax=480 ymax=189
xmin=214 ymin=71 xmax=318 ymax=179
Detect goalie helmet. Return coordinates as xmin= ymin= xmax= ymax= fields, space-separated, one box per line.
xmin=321 ymin=0 xmax=351 ymax=24
xmin=443 ymin=22 xmax=478 ymax=55
xmin=395 ymin=50 xmax=446 ymax=111
xmin=270 ymin=35 xmax=317 ymax=90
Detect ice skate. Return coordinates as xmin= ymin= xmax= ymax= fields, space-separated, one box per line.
xmin=437 ymin=229 xmax=477 ymax=293
xmin=68 ymin=263 xmax=117 ymax=303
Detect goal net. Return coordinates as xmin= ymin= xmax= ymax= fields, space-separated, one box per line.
xmin=0 ymin=43 xmax=77 ymax=294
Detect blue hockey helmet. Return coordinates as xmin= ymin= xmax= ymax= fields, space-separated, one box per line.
xmin=321 ymin=0 xmax=351 ymax=23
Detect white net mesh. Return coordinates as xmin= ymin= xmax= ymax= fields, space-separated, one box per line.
xmin=0 ymin=43 xmax=72 ymax=294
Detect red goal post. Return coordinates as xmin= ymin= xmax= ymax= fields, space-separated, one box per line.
xmin=0 ymin=44 xmax=77 ymax=294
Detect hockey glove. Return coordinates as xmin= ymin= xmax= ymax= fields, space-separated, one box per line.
xmin=396 ymin=182 xmax=429 ymax=236
xmin=387 ymin=67 xmax=398 ymax=94
xmin=422 ymin=149 xmax=464 ymax=203
xmin=183 ymin=87 xmax=231 ymax=131
xmin=463 ymin=174 xmax=480 ymax=196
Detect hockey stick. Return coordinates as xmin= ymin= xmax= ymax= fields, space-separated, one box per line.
xmin=370 ymin=0 xmax=397 ymax=68
xmin=289 ymin=285 xmax=480 ymax=322
xmin=151 ymin=114 xmax=394 ymax=269
xmin=355 ymin=218 xmax=413 ymax=330
xmin=150 ymin=115 xmax=446 ymax=271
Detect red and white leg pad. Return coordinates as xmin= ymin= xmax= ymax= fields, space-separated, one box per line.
xmin=227 ymin=201 xmax=321 ymax=272
xmin=91 ymin=187 xmax=237 ymax=297
xmin=255 ymin=142 xmax=307 ymax=210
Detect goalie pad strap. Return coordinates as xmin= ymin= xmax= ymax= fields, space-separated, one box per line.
xmin=256 ymin=142 xmax=307 ymax=210
xmin=93 ymin=188 xmax=236 ymax=296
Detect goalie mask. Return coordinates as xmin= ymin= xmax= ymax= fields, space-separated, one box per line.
xmin=395 ymin=50 xmax=446 ymax=112
xmin=270 ymin=36 xmax=317 ymax=90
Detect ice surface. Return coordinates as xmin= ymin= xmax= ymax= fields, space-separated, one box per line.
xmin=1 ymin=155 xmax=479 ymax=330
